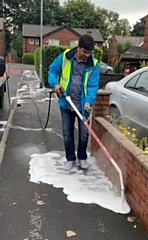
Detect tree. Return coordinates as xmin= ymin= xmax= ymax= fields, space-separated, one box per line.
xmin=3 ymin=0 xmax=61 ymax=51
xmin=113 ymin=41 xmax=132 ymax=73
xmin=130 ymin=21 xmax=144 ymax=36
xmin=56 ymin=1 xmax=131 ymax=44
xmin=10 ymin=30 xmax=22 ymax=58
xmin=58 ymin=0 xmax=97 ymax=28
xmin=2 ymin=0 xmax=132 ymax=56
xmin=0 ymin=3 xmax=3 ymax=17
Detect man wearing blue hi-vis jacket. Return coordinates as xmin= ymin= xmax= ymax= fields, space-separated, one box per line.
xmin=48 ymin=34 xmax=100 ymax=171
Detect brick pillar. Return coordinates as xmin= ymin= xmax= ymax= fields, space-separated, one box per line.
xmin=89 ymin=89 xmax=111 ymax=150
xmin=92 ymin=89 xmax=111 ymax=119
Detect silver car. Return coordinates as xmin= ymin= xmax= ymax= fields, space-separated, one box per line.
xmin=105 ymin=67 xmax=148 ymax=138
xmin=100 ymin=61 xmax=113 ymax=74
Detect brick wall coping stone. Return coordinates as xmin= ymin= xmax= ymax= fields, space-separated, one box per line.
xmin=97 ymin=89 xmax=111 ymax=95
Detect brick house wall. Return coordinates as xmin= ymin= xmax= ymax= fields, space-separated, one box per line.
xmin=141 ymin=15 xmax=148 ymax=47
xmin=0 ymin=19 xmax=5 ymax=57
xmin=23 ymin=27 xmax=103 ymax=54
xmin=91 ymin=90 xmax=148 ymax=234
xmin=108 ymin=37 xmax=117 ymax=66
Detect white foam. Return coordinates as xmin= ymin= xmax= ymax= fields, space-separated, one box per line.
xmin=29 ymin=151 xmax=130 ymax=214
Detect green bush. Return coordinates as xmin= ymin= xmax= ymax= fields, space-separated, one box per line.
xmin=113 ymin=63 xmax=124 ymax=74
xmin=139 ymin=60 xmax=148 ymax=68
xmin=42 ymin=45 xmax=67 ymax=86
xmin=22 ymin=53 xmax=34 ymax=65
xmin=93 ymin=46 xmax=103 ymax=62
xmin=34 ymin=48 xmax=40 ymax=75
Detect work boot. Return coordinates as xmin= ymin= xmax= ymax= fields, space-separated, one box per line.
xmin=79 ymin=160 xmax=89 ymax=170
xmin=64 ymin=161 xmax=75 ymax=171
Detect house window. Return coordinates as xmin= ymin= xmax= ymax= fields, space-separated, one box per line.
xmin=35 ymin=38 xmax=39 ymax=45
xmin=29 ymin=38 xmax=34 ymax=44
xmin=70 ymin=40 xmax=78 ymax=47
xmin=48 ymin=39 xmax=59 ymax=46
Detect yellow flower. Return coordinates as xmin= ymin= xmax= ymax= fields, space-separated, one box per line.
xmin=144 ymin=148 xmax=148 ymax=154
xmin=106 ymin=115 xmax=110 ymax=119
xmin=132 ymin=128 xmax=136 ymax=132
xmin=123 ymin=129 xmax=129 ymax=136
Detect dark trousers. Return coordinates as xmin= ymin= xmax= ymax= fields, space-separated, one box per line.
xmin=60 ymin=108 xmax=89 ymax=161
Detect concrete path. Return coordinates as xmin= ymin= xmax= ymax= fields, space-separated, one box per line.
xmin=0 ymin=64 xmax=148 ymax=240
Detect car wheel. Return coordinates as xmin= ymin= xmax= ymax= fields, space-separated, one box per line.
xmin=106 ymin=70 xmax=111 ymax=74
xmin=109 ymin=106 xmax=121 ymax=125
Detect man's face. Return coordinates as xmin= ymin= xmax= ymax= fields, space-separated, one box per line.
xmin=77 ymin=47 xmax=92 ymax=61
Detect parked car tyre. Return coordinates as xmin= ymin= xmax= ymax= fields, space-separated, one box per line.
xmin=109 ymin=106 xmax=121 ymax=125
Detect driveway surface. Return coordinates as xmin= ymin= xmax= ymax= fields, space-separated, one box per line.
xmin=0 ymin=64 xmax=148 ymax=240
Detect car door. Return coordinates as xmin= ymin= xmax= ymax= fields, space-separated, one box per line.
xmin=118 ymin=71 xmax=148 ymax=135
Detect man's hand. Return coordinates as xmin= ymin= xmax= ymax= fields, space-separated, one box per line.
xmin=84 ymin=103 xmax=91 ymax=112
xmin=54 ymin=84 xmax=61 ymax=95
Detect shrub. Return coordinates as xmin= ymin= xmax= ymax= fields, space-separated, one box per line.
xmin=22 ymin=53 xmax=34 ymax=65
xmin=34 ymin=48 xmax=40 ymax=75
xmin=10 ymin=48 xmax=17 ymax=62
xmin=106 ymin=115 xmax=148 ymax=154
xmin=42 ymin=45 xmax=67 ymax=86
xmin=93 ymin=46 xmax=103 ymax=61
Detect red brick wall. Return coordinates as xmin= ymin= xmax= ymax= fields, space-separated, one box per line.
xmin=108 ymin=37 xmax=117 ymax=65
xmin=91 ymin=90 xmax=148 ymax=234
xmin=142 ymin=15 xmax=148 ymax=47
xmin=23 ymin=28 xmax=103 ymax=54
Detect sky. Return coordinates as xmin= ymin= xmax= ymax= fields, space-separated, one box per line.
xmin=90 ymin=0 xmax=148 ymax=26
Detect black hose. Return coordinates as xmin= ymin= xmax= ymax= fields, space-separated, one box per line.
xmin=31 ymin=89 xmax=54 ymax=129
xmin=6 ymin=75 xmax=10 ymax=106
xmin=42 ymin=89 xmax=54 ymax=129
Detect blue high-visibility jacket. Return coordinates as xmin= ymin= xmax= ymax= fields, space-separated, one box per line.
xmin=48 ymin=47 xmax=100 ymax=116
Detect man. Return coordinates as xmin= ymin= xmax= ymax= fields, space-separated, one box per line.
xmin=48 ymin=34 xmax=100 ymax=171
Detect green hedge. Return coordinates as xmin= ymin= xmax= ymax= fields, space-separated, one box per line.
xmin=42 ymin=45 xmax=67 ymax=86
xmin=34 ymin=45 xmax=102 ymax=87
xmin=34 ymin=47 xmax=40 ymax=75
xmin=22 ymin=53 xmax=34 ymax=65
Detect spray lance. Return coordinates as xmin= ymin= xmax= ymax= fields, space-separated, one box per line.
xmin=59 ymin=86 xmax=125 ymax=200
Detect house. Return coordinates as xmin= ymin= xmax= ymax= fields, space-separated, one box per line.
xmin=22 ymin=24 xmax=104 ymax=54
xmin=121 ymin=46 xmax=148 ymax=72
xmin=108 ymin=35 xmax=144 ymax=66
xmin=121 ymin=14 xmax=148 ymax=73
xmin=0 ymin=18 xmax=5 ymax=57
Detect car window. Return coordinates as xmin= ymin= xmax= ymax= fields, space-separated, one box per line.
xmin=125 ymin=74 xmax=140 ymax=89
xmin=125 ymin=71 xmax=148 ymax=95
xmin=135 ymin=71 xmax=148 ymax=92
